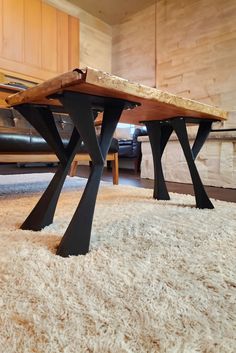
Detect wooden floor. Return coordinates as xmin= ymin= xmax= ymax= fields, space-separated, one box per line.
xmin=0 ymin=163 xmax=235 ymax=203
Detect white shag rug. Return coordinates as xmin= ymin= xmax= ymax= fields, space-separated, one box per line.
xmin=0 ymin=173 xmax=235 ymax=353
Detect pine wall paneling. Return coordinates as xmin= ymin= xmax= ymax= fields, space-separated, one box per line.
xmin=42 ymin=2 xmax=58 ymax=72
xmin=45 ymin=0 xmax=112 ymax=73
xmin=0 ymin=0 xmax=2 ymax=55
xmin=68 ymin=16 xmax=80 ymax=70
xmin=24 ymin=0 xmax=42 ymax=69
xmin=2 ymin=0 xmax=24 ymax=62
xmin=0 ymin=0 xmax=79 ymax=82
xmin=57 ymin=11 xmax=69 ymax=73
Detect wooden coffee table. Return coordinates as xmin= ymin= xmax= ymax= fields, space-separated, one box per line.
xmin=6 ymin=67 xmax=228 ymax=256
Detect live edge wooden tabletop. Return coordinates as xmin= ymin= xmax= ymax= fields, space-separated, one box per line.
xmin=5 ymin=67 xmax=228 ymax=124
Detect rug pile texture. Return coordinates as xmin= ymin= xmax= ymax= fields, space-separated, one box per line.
xmin=0 ymin=173 xmax=235 ymax=353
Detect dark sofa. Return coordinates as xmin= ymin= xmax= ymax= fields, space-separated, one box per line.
xmin=118 ymin=127 xmax=147 ymax=173
xmin=0 ymin=107 xmax=119 ymax=182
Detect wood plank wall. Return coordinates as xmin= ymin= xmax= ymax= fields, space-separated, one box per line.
xmin=112 ymin=0 xmax=236 ymax=110
xmin=112 ymin=4 xmax=156 ymax=87
xmin=1 ymin=0 xmax=235 ymax=110
xmin=80 ymin=21 xmax=112 ymax=72
xmin=155 ymin=0 xmax=236 ymax=110
xmin=46 ymin=0 xmax=112 ymax=72
xmin=0 ymin=0 xmax=79 ymax=82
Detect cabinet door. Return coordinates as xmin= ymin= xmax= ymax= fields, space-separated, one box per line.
xmin=0 ymin=0 xmax=80 ymax=82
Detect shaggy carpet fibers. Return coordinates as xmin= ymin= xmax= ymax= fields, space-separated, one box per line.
xmin=0 ymin=173 xmax=235 ymax=353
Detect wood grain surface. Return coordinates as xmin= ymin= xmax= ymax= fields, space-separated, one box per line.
xmin=6 ymin=67 xmax=228 ymax=123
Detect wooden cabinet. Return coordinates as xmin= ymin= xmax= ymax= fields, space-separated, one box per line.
xmin=0 ymin=0 xmax=79 ymax=82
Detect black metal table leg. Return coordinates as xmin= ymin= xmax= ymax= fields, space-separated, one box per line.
xmin=14 ymin=105 xmax=82 ymax=230
xmin=192 ymin=121 xmax=213 ymax=159
xmin=144 ymin=121 xmax=173 ymax=200
xmin=56 ymin=92 xmax=126 ymax=256
xmin=170 ymin=118 xmax=214 ymax=209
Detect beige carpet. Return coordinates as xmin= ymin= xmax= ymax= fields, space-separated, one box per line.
xmin=0 ymin=173 xmax=235 ymax=353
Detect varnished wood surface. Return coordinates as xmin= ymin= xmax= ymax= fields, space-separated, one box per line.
xmin=6 ymin=67 xmax=228 ymax=123
xmin=0 ymin=84 xmax=23 ymax=107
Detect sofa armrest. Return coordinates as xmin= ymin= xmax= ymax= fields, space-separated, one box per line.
xmin=131 ymin=128 xmax=147 ymax=154
xmin=118 ymin=128 xmax=147 ymax=158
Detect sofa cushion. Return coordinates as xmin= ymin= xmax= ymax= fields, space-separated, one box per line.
xmin=0 ymin=133 xmax=31 ymax=152
xmin=118 ymin=145 xmax=133 ymax=157
xmin=0 ymin=132 xmax=118 ymax=154
xmin=0 ymin=107 xmax=118 ymax=154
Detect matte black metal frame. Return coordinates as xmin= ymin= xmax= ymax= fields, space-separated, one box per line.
xmin=143 ymin=117 xmax=214 ymax=209
xmin=14 ymin=92 xmax=137 ymax=256
xmin=14 ymin=91 xmax=215 ymax=257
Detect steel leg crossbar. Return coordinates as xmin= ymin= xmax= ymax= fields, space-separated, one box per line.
xmin=143 ymin=117 xmax=214 ymax=209
xmin=14 ymin=92 xmax=136 ymax=256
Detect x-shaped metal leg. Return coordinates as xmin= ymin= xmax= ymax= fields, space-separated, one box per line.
xmin=144 ymin=121 xmax=173 ymax=200
xmin=15 ymin=93 xmax=133 ymax=256
xmin=171 ymin=118 xmax=213 ymax=209
xmin=56 ymin=92 xmax=125 ymax=256
xmin=14 ymin=105 xmax=82 ymax=230
xmin=143 ymin=118 xmax=214 ymax=209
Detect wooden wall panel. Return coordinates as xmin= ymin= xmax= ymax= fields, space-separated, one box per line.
xmin=2 ymin=0 xmax=24 ymax=62
xmin=46 ymin=0 xmax=112 ymax=72
xmin=111 ymin=0 xmax=236 ymax=110
xmin=80 ymin=22 xmax=111 ymax=72
xmin=0 ymin=0 xmax=2 ymax=55
xmin=57 ymin=11 xmax=69 ymax=72
xmin=0 ymin=0 xmax=79 ymax=82
xmin=155 ymin=0 xmax=236 ymax=110
xmin=112 ymin=4 xmax=156 ymax=86
xmin=68 ymin=16 xmax=80 ymax=70
xmin=24 ymin=0 xmax=42 ymax=68
xmin=42 ymin=3 xmax=58 ymax=72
